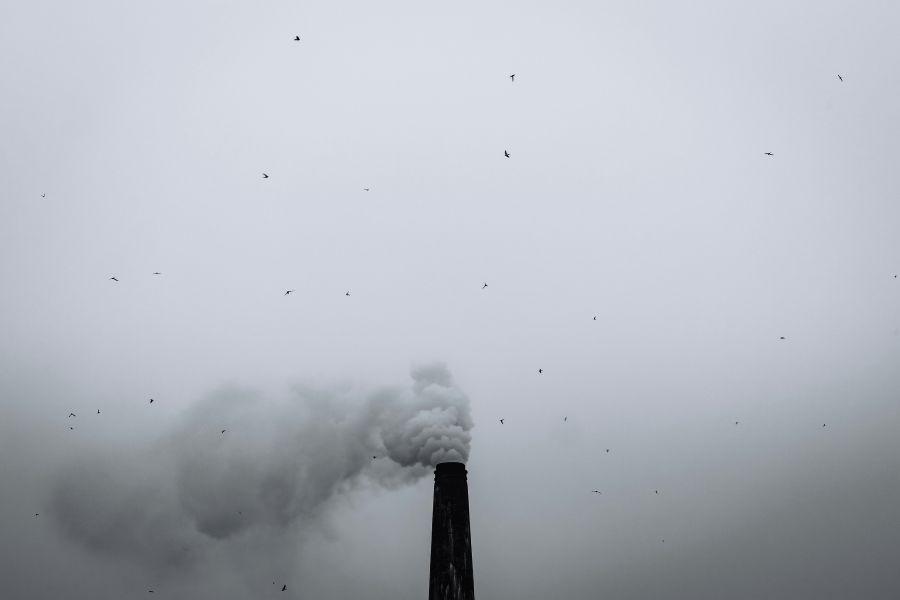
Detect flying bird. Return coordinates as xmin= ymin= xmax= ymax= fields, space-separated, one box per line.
xmin=34 ymin=513 xmax=39 ymax=516
xmin=655 ymin=490 xmax=659 ymax=494
xmin=482 ymin=282 xmax=488 ymax=289
xmin=593 ymin=316 xmax=597 ymax=320
xmin=68 ymin=426 xmax=73 ymax=430
xmin=591 ymin=490 xmax=601 ymax=494
xmin=41 ymin=193 xmax=45 ymax=198
xmin=764 ymin=152 xmax=774 ymax=156
xmin=372 ymin=455 xmax=377 ymax=459
xmin=262 ymin=173 xmax=269 ymax=179
xmin=564 ymin=416 xmax=567 ymax=422
xmin=735 ymin=420 xmax=740 ymax=425
xmin=109 ymin=277 xmax=118 ymax=282
xmin=504 ymin=150 xmax=510 ymax=158
xmin=221 ymin=429 xmax=227 ymax=434
xmin=149 ymin=398 xmax=154 ymax=404
xmin=282 ymin=585 xmax=287 ymax=592
xmin=97 ymin=409 xmax=100 ymax=414
xmin=363 ymin=188 xmax=370 ymax=192
xmin=294 ymin=35 xmax=300 ymax=41
xmin=837 ymin=74 xmax=843 ymax=82
xmin=499 ymin=418 xmax=504 ymax=424
xmin=345 ymin=290 xmax=350 ymax=296
xmin=779 ymin=336 xmax=786 ymax=340
xmin=510 ymin=74 xmax=515 ymax=82
xmin=68 ymin=413 xmax=76 ymax=418
xmin=284 ymin=290 xmax=294 ymax=296
xmin=605 ymin=449 xmax=610 ymax=453
xmin=822 ymin=423 xmax=827 ymax=428
xmin=152 ymin=272 xmax=161 ymax=275
xmin=538 ymin=368 xmax=543 ymax=374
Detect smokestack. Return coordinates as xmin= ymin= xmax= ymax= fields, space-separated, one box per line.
xmin=428 ymin=462 xmax=475 ymax=600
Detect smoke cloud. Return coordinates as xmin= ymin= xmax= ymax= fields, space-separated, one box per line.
xmin=48 ymin=363 xmax=472 ymax=573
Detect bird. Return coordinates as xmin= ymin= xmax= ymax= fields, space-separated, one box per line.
xmin=605 ymin=449 xmax=610 ymax=453
xmin=593 ymin=316 xmax=597 ymax=321
xmin=363 ymin=188 xmax=370 ymax=192
xmin=148 ymin=591 xmax=154 ymax=594
xmin=41 ymin=193 xmax=45 ymax=198
xmin=149 ymin=398 xmax=154 ymax=404
xmin=655 ymin=490 xmax=659 ymax=494
xmin=482 ymin=282 xmax=488 ymax=289
xmin=779 ymin=336 xmax=786 ymax=340
xmin=591 ymin=490 xmax=601 ymax=494
xmin=764 ymin=152 xmax=774 ymax=156
xmin=822 ymin=423 xmax=827 ymax=428
xmin=563 ymin=416 xmax=567 ymax=422
xmin=109 ymin=277 xmax=118 ymax=282
xmin=838 ymin=74 xmax=843 ymax=82
xmin=68 ymin=413 xmax=76 ymax=418
xmin=220 ymin=429 xmax=227 ymax=434
xmin=345 ymin=290 xmax=350 ymax=296
xmin=504 ymin=150 xmax=510 ymax=158
xmin=510 ymin=74 xmax=515 ymax=82
xmin=97 ymin=409 xmax=100 ymax=414
xmin=262 ymin=173 xmax=269 ymax=179
xmin=282 ymin=585 xmax=287 ymax=592
xmin=372 ymin=455 xmax=377 ymax=459
xmin=538 ymin=368 xmax=543 ymax=374
xmin=152 ymin=272 xmax=161 ymax=275
xmin=284 ymin=290 xmax=294 ymax=296
xmin=499 ymin=418 xmax=504 ymax=424
xmin=294 ymin=35 xmax=300 ymax=41
xmin=735 ymin=420 xmax=740 ymax=425
xmin=893 ymin=274 xmax=897 ymax=278
xmin=68 ymin=426 xmax=74 ymax=430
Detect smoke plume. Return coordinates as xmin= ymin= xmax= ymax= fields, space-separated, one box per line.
xmin=49 ymin=363 xmax=472 ymax=573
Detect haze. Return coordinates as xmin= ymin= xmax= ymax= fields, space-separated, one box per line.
xmin=2 ymin=1 xmax=900 ymax=599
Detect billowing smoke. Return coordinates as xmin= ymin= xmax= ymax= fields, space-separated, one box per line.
xmin=49 ymin=363 xmax=472 ymax=573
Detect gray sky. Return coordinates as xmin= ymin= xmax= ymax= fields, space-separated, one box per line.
xmin=2 ymin=0 xmax=900 ymax=598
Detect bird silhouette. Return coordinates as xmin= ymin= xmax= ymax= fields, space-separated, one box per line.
xmin=564 ymin=416 xmax=567 ymax=422
xmin=779 ymin=336 xmax=786 ymax=340
xmin=593 ymin=316 xmax=597 ymax=320
xmin=68 ymin=413 xmax=76 ymax=418
xmin=372 ymin=455 xmax=377 ymax=459
xmin=282 ymin=585 xmax=287 ymax=591
xmin=363 ymin=188 xmax=370 ymax=191
xmin=591 ymin=490 xmax=601 ymax=494
xmin=764 ymin=152 xmax=774 ymax=156
xmin=152 ymin=272 xmax=161 ymax=275
xmin=838 ymin=74 xmax=843 ymax=82
xmin=294 ymin=35 xmax=300 ymax=41
xmin=822 ymin=423 xmax=827 ymax=428
xmin=345 ymin=291 xmax=350 ymax=296
xmin=41 ymin=193 xmax=45 ymax=198
xmin=510 ymin=74 xmax=515 ymax=82
xmin=109 ymin=277 xmax=118 ymax=282
xmin=655 ymin=490 xmax=659 ymax=494
xmin=482 ymin=282 xmax=488 ymax=289
xmin=499 ymin=418 xmax=504 ymax=424
xmin=605 ymin=449 xmax=610 ymax=453
xmin=284 ymin=290 xmax=294 ymax=296
xmin=262 ymin=173 xmax=269 ymax=179
xmin=34 ymin=513 xmax=39 ymax=516
xmin=504 ymin=150 xmax=510 ymax=158
xmin=149 ymin=398 xmax=154 ymax=404
xmin=538 ymin=368 xmax=543 ymax=374
xmin=97 ymin=409 xmax=100 ymax=414
xmin=221 ymin=429 xmax=227 ymax=434
xmin=68 ymin=426 xmax=73 ymax=430
xmin=735 ymin=420 xmax=740 ymax=425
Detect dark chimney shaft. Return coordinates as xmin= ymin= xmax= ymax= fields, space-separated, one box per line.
xmin=428 ymin=462 xmax=475 ymax=600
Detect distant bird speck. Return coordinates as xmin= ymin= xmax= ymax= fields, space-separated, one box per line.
xmin=152 ymin=272 xmax=161 ymax=275
xmin=504 ymin=150 xmax=510 ymax=158
xmin=499 ymin=418 xmax=504 ymax=424
xmin=363 ymin=188 xmax=370 ymax=192
xmin=538 ymin=368 xmax=543 ymax=374
xmin=262 ymin=173 xmax=269 ymax=179
xmin=593 ymin=316 xmax=597 ymax=321
xmin=779 ymin=336 xmax=786 ymax=340
xmin=149 ymin=398 xmax=154 ymax=404
xmin=97 ymin=409 xmax=100 ymax=414
xmin=282 ymin=585 xmax=287 ymax=591
xmin=221 ymin=429 xmax=227 ymax=434
xmin=591 ymin=490 xmax=601 ymax=494
xmin=655 ymin=490 xmax=659 ymax=494
xmin=109 ymin=277 xmax=118 ymax=282
xmin=294 ymin=35 xmax=300 ymax=41
xmin=764 ymin=152 xmax=774 ymax=156
xmin=34 ymin=513 xmax=39 ymax=516
xmin=564 ymin=416 xmax=567 ymax=422
xmin=482 ymin=282 xmax=488 ymax=289
xmin=284 ymin=290 xmax=294 ymax=296
xmin=605 ymin=449 xmax=610 ymax=453
xmin=68 ymin=426 xmax=73 ymax=430
xmin=345 ymin=290 xmax=350 ymax=297
xmin=837 ymin=74 xmax=843 ymax=82
xmin=510 ymin=74 xmax=515 ymax=82
xmin=68 ymin=413 xmax=76 ymax=418
xmin=41 ymin=193 xmax=45 ymax=198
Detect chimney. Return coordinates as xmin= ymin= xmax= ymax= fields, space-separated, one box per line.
xmin=428 ymin=462 xmax=475 ymax=600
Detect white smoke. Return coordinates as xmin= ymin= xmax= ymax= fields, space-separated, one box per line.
xmin=49 ymin=362 xmax=472 ymax=572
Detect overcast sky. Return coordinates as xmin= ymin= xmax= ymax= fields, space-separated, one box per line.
xmin=2 ymin=1 xmax=900 ymax=598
